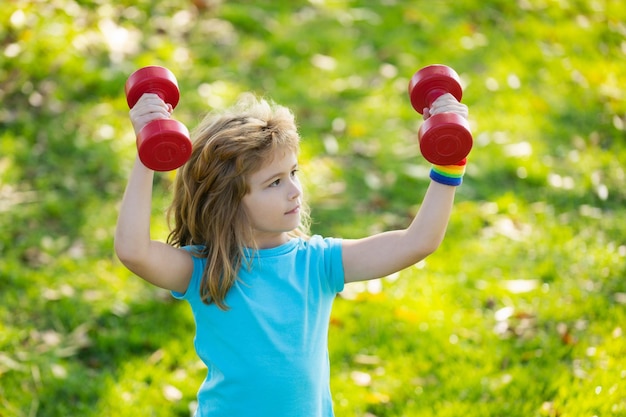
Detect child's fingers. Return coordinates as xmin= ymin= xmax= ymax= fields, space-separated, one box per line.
xmin=135 ymin=92 xmax=163 ymax=104
xmin=134 ymin=93 xmax=172 ymax=112
xmin=428 ymin=93 xmax=469 ymax=119
xmin=130 ymin=94 xmax=171 ymax=118
xmin=129 ymin=93 xmax=173 ymax=134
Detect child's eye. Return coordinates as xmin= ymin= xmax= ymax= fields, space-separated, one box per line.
xmin=268 ymin=169 xmax=298 ymax=188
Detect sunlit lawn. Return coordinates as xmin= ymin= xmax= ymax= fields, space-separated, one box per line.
xmin=1 ymin=1 xmax=625 ymax=416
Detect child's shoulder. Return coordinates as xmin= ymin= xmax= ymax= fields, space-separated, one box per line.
xmin=180 ymin=244 xmax=206 ymax=258
xmin=297 ymin=235 xmax=342 ymax=250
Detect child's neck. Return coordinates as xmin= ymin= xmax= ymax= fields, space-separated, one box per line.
xmin=250 ymin=232 xmax=291 ymax=250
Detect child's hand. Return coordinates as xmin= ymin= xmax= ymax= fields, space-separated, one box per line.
xmin=423 ymin=93 xmax=468 ymax=121
xmin=129 ymin=93 xmax=173 ymax=135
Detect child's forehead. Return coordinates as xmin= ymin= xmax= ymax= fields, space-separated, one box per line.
xmin=263 ymin=147 xmax=298 ymax=166
xmin=251 ymin=148 xmax=298 ymax=179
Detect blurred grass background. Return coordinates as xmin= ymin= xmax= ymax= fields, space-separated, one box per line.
xmin=1 ymin=0 xmax=625 ymax=416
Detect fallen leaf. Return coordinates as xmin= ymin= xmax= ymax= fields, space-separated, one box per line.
xmin=350 ymin=370 xmax=372 ymax=387
xmin=163 ymin=384 xmax=183 ymax=402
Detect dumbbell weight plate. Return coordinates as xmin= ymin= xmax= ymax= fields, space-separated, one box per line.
xmin=125 ymin=66 xmax=181 ymax=109
xmin=418 ymin=113 xmax=472 ymax=166
xmin=137 ymin=119 xmax=191 ymax=171
xmin=408 ymin=65 xmax=463 ymax=114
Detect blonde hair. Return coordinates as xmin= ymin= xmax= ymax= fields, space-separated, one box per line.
xmin=167 ymin=94 xmax=310 ymax=310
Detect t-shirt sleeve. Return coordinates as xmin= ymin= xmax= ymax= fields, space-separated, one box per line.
xmin=324 ymin=237 xmax=345 ymax=294
xmin=171 ymin=246 xmax=204 ymax=300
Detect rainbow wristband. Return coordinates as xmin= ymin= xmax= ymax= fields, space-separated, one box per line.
xmin=430 ymin=159 xmax=467 ymax=186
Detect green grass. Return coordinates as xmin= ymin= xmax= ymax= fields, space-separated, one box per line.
xmin=1 ymin=0 xmax=625 ymax=416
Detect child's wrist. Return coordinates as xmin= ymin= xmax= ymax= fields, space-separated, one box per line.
xmin=430 ymin=158 xmax=467 ymax=186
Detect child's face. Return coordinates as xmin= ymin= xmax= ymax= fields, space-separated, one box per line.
xmin=242 ymin=148 xmax=302 ymax=249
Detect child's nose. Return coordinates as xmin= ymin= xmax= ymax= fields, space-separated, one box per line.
xmin=288 ymin=179 xmax=301 ymax=199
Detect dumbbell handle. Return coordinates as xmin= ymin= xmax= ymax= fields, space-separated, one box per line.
xmin=424 ymin=88 xmax=449 ymax=110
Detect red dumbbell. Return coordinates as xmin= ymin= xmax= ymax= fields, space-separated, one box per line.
xmin=125 ymin=66 xmax=191 ymax=171
xmin=408 ymin=65 xmax=472 ymax=165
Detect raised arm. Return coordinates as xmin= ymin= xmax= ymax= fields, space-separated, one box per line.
xmin=114 ymin=94 xmax=193 ymax=293
xmin=342 ymin=93 xmax=467 ymax=283
xmin=342 ymin=181 xmax=456 ymax=283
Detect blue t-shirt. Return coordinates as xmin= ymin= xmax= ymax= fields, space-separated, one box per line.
xmin=172 ymin=236 xmax=345 ymax=417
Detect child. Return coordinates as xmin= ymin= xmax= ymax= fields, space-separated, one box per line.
xmin=115 ymin=91 xmax=469 ymax=416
